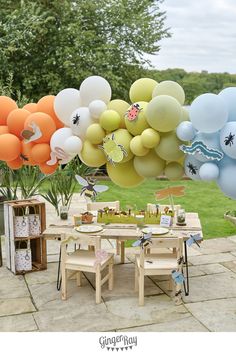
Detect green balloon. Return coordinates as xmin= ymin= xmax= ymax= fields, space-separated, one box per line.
xmin=129 ymin=78 xmax=158 ymax=103
xmin=145 ymin=95 xmax=182 ymax=132
xmin=100 ymin=109 xmax=121 ymax=131
xmin=125 ymin=101 xmax=150 ymax=136
xmin=155 ymin=131 xmax=184 ymax=161
xmin=80 ymin=140 xmax=107 ymax=167
xmin=152 ymin=80 xmax=185 ymax=105
xmin=107 ymin=99 xmax=130 ymax=129
xmin=164 ymin=162 xmax=184 ymax=180
xmin=133 ymin=150 xmax=165 ymax=178
xmin=107 ymin=160 xmax=145 ymax=188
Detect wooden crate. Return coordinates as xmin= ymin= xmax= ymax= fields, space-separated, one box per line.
xmin=4 ymin=199 xmax=47 ymax=274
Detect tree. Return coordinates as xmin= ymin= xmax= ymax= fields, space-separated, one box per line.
xmin=0 ymin=0 xmax=170 ymax=102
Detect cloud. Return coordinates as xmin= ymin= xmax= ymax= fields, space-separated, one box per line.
xmin=148 ymin=0 xmax=236 ymax=73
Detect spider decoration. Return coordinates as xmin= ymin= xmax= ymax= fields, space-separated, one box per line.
xmin=224 ymin=132 xmax=235 ymax=147
xmin=132 ymin=232 xmax=152 ymax=249
xmin=72 ymin=113 xmax=80 ymax=125
xmin=187 ymin=162 xmax=198 ymax=175
xmin=125 ymin=103 xmax=143 ymax=121
xmin=75 ymin=175 xmax=108 ymax=201
xmin=99 ymin=133 xmax=128 ymax=165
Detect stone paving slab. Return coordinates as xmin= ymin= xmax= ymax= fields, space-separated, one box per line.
xmin=0 ymin=313 xmax=37 ymax=332
xmin=189 ymin=263 xmax=230 ymax=277
xmin=188 ymin=252 xmax=236 ymax=265
xmin=0 ymin=297 xmax=36 ymax=317
xmin=117 ymin=315 xmax=208 ymax=332
xmin=185 ymin=298 xmax=236 ymax=331
xmin=0 ymin=275 xmax=29 ymax=299
xmin=221 ymin=260 xmax=236 ymax=273
xmin=197 ymin=238 xmax=236 ymax=255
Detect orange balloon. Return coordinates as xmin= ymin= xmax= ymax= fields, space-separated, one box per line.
xmin=7 ymin=157 xmax=23 ymax=170
xmin=23 ymin=103 xmax=38 ymax=113
xmin=7 ymin=108 xmax=31 ymax=138
xmin=30 ymin=143 xmax=51 ymax=163
xmin=24 ymin=112 xmax=56 ymax=144
xmin=0 ymin=134 xmax=21 ymax=161
xmin=0 ymin=125 xmax=9 ymax=135
xmin=37 ymin=95 xmax=64 ymax=129
xmin=0 ymin=96 xmax=18 ymax=125
xmin=39 ymin=161 xmax=58 ymax=175
xmin=21 ymin=141 xmax=37 ymax=165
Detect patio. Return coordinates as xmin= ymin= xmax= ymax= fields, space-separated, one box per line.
xmin=1 ymin=195 xmax=236 ymax=332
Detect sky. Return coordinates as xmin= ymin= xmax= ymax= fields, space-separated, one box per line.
xmin=148 ymin=0 xmax=236 ymax=73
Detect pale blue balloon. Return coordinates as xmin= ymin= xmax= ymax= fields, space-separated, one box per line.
xmin=217 ymin=162 xmax=236 ymax=199
xmin=199 ymin=162 xmax=219 ymax=181
xmin=190 ymin=93 xmax=228 ymax=133
xmin=192 ymin=132 xmax=221 ymax=162
xmin=220 ymin=122 xmax=236 ymax=159
xmin=184 ymin=155 xmax=203 ymax=180
xmin=219 ymin=87 xmax=236 ymax=122
xmin=176 ymin=121 xmax=196 ymax=141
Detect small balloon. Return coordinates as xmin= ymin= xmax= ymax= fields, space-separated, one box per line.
xmin=199 ymin=162 xmax=219 ymax=181
xmin=99 ymin=110 xmax=121 ymax=132
xmin=130 ymin=136 xmax=149 ymax=156
xmin=88 ymin=100 xmax=107 ymax=120
xmin=86 ymin=123 xmax=106 ymax=144
xmin=64 ymin=136 xmax=83 ymax=154
xmin=155 ymin=131 xmax=184 ymax=161
xmin=164 ymin=162 xmax=184 ymax=180
xmin=50 ymin=127 xmax=73 ymax=151
xmin=80 ymin=140 xmax=107 ymax=167
xmin=30 ymin=143 xmax=51 ymax=163
xmin=176 ymin=121 xmax=196 ymax=142
xmin=0 ymin=134 xmax=21 ymax=162
xmin=7 ymin=108 xmax=31 ymax=138
xmin=24 ymin=112 xmax=56 ymax=144
xmin=107 ymin=99 xmax=130 ymax=128
xmin=133 ymin=150 xmax=165 ymax=178
xmin=23 ymin=103 xmax=38 ymax=113
xmin=141 ymin=128 xmax=160 ymax=148
xmin=7 ymin=157 xmax=23 ymax=170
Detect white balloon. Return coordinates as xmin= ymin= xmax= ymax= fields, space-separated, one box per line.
xmin=54 ymin=88 xmax=82 ymax=126
xmin=64 ymin=136 xmax=83 ymax=154
xmin=220 ymin=122 xmax=236 ymax=159
xmin=190 ymin=93 xmax=228 ymax=133
xmin=50 ymin=127 xmax=73 ymax=151
xmin=89 ymin=100 xmax=107 ymax=120
xmin=176 ymin=121 xmax=196 ymax=141
xmin=80 ymin=76 xmax=112 ymax=106
xmin=69 ymin=107 xmax=93 ymax=140
xmin=217 ymin=162 xmax=236 ymax=199
xmin=199 ymin=162 xmax=219 ymax=181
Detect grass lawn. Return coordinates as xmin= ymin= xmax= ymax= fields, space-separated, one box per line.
xmin=92 ymin=179 xmax=236 ymax=240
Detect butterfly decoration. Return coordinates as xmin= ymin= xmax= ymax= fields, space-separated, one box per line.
xmin=75 ymin=175 xmax=109 ymax=201
xmin=99 ymin=133 xmax=128 ymax=165
xmin=125 ymin=103 xmax=143 ymax=121
xmin=171 ymin=270 xmax=185 ymax=284
xmin=94 ymin=249 xmax=108 ymax=268
xmin=47 ymin=147 xmax=71 ymax=166
xmin=186 ymin=233 xmax=202 ymax=248
xmin=132 ymin=232 xmax=152 ymax=249
xmin=21 ymin=121 xmax=42 ymax=143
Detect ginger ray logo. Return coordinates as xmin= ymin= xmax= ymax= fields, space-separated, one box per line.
xmin=99 ymin=335 xmax=138 ymax=351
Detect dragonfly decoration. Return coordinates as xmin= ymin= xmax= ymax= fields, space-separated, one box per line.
xmin=132 ymin=232 xmax=152 ymax=249
xmin=155 ymin=186 xmax=185 ymax=213
xmin=186 ymin=233 xmax=202 ymax=248
xmin=171 ymin=270 xmax=185 ymax=284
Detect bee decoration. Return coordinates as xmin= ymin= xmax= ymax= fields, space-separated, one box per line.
xmin=187 ymin=162 xmax=198 ymax=175
xmin=75 ymin=175 xmax=109 ymax=201
xmin=132 ymin=232 xmax=152 ymax=249
xmin=72 ymin=113 xmax=80 ymax=125
xmin=99 ymin=133 xmax=128 ymax=165
xmin=125 ymin=103 xmax=143 ymax=121
xmin=224 ymin=132 xmax=235 ymax=146
xmin=20 ymin=153 xmax=29 ymax=161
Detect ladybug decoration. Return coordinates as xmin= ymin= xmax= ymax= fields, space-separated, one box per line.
xmin=125 ymin=103 xmax=143 ymax=121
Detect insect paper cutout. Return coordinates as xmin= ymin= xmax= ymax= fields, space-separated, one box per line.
xmin=75 ymin=175 xmax=109 ymax=201
xmin=155 ymin=186 xmax=185 ymax=215
xmin=171 ymin=270 xmax=185 ymax=284
xmin=94 ymin=250 xmax=108 ymax=268
xmin=180 ymin=141 xmax=224 ymax=161
xmin=47 ymin=147 xmax=71 ymax=166
xmin=132 ymin=232 xmax=152 ymax=249
xmin=99 ymin=133 xmax=127 ymax=165
xmin=224 ymin=132 xmax=235 ymax=147
xmin=21 ymin=121 xmax=42 ymax=143
xmin=187 ymin=162 xmax=198 ymax=175
xmin=72 ymin=113 xmax=80 ymax=126
xmin=186 ymin=233 xmax=202 ymax=248
xmin=125 ymin=103 xmax=143 ymax=121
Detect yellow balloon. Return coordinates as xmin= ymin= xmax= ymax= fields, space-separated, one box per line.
xmin=180 ymin=107 xmax=190 ymax=122
xmin=155 ymin=131 xmax=184 ymax=161
xmin=79 ymin=140 xmax=106 ymax=167
xmin=86 ymin=123 xmax=106 ymax=144
xmin=107 ymin=99 xmax=130 ymax=129
xmin=129 ymin=78 xmax=158 ymax=103
xmin=145 ymin=95 xmax=182 ymax=132
xmin=130 ymin=136 xmax=149 ymax=156
xmin=99 ymin=109 xmax=121 ymax=131
xmin=164 ymin=162 xmax=184 ymax=180
xmin=152 ymin=81 xmax=185 ymax=105
xmin=133 ymin=150 xmax=165 ymax=178
xmin=107 ymin=160 xmax=145 ymax=188
xmin=141 ymin=128 xmax=160 ymax=148
xmin=125 ymin=101 xmax=150 ymax=136
xmin=106 ymin=128 xmax=134 ymax=163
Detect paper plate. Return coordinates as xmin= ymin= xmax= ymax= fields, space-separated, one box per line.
xmin=75 ymin=225 xmax=103 ymax=233
xmin=142 ymin=227 xmax=169 ymax=235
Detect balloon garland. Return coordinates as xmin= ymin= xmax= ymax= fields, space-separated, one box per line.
xmin=0 ymin=76 xmax=236 ymax=199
